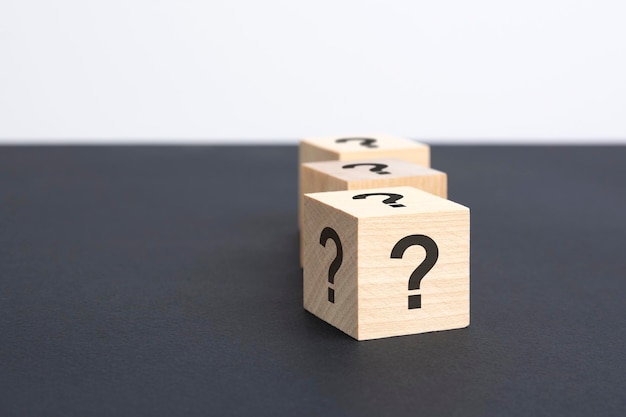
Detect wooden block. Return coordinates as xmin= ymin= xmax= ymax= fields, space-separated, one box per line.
xmin=303 ymin=186 xmax=469 ymax=341
xmin=299 ymin=158 xmax=448 ymax=264
xmin=299 ymin=134 xmax=430 ymax=166
xmin=300 ymin=157 xmax=447 ymax=228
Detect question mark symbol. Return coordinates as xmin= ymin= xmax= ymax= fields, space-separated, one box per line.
xmin=319 ymin=227 xmax=343 ymax=303
xmin=352 ymin=193 xmax=405 ymax=208
xmin=342 ymin=163 xmax=391 ymax=175
xmin=390 ymin=235 xmax=439 ymax=309
xmin=335 ymin=137 xmax=378 ymax=148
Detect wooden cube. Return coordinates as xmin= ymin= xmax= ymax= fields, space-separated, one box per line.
xmin=299 ymin=134 xmax=430 ymax=166
xmin=303 ymin=186 xmax=469 ymax=340
xmin=299 ymin=158 xmax=448 ymax=264
xmin=300 ymin=157 xmax=447 ymax=229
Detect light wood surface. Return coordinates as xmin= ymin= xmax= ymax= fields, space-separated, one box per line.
xmin=299 ymin=134 xmax=430 ymax=166
xmin=302 ymin=186 xmax=470 ymax=341
xmin=299 ymin=158 xmax=447 ymax=264
xmin=300 ymin=157 xmax=447 ymax=226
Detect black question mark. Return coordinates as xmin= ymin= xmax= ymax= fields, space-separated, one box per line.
xmin=335 ymin=137 xmax=378 ymax=148
xmin=352 ymin=193 xmax=405 ymax=208
xmin=390 ymin=235 xmax=439 ymax=309
xmin=319 ymin=227 xmax=343 ymax=303
xmin=342 ymin=163 xmax=391 ymax=175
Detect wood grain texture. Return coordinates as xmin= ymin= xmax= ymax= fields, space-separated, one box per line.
xmin=299 ymin=134 xmax=430 ymax=166
xmin=303 ymin=186 xmax=470 ymax=341
xmin=299 ymin=158 xmax=447 ymax=264
xmin=303 ymin=196 xmax=359 ymax=339
xmin=300 ymin=157 xmax=447 ymax=226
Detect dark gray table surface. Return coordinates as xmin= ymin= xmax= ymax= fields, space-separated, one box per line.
xmin=1 ymin=145 xmax=625 ymax=416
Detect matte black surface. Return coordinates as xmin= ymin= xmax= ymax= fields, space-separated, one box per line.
xmin=1 ymin=146 xmax=625 ymax=416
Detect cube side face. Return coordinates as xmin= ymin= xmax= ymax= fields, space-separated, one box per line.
xmin=303 ymin=196 xmax=358 ymax=339
xmin=299 ymin=141 xmax=339 ymax=164
xmin=356 ymin=209 xmax=470 ymax=340
xmin=340 ymin=147 xmax=430 ymax=167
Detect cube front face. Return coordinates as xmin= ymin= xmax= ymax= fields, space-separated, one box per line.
xmin=303 ymin=187 xmax=470 ymax=341
xmin=299 ymin=134 xmax=430 ymax=167
xmin=357 ymin=211 xmax=470 ymax=340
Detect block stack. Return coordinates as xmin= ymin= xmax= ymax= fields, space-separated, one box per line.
xmin=299 ymin=134 xmax=470 ymax=341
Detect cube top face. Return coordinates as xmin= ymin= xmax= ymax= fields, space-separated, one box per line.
xmin=304 ymin=186 xmax=466 ymax=220
xmin=300 ymin=134 xmax=430 ymax=166
xmin=302 ymin=158 xmax=444 ymax=186
xmin=303 ymin=187 xmax=470 ymax=340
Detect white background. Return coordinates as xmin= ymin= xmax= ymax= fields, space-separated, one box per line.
xmin=1 ymin=0 xmax=625 ymax=144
